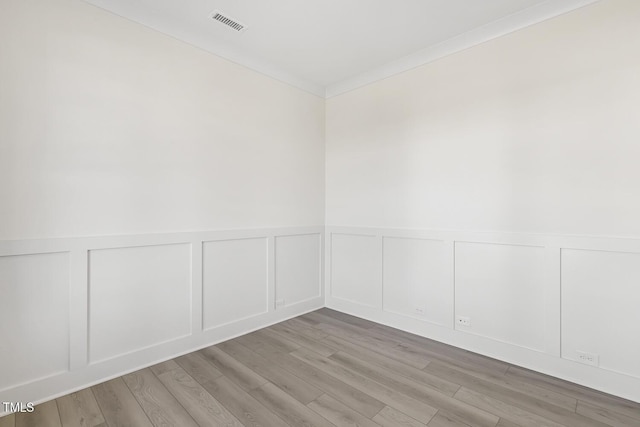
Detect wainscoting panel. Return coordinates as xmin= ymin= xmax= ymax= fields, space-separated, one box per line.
xmin=202 ymin=238 xmax=269 ymax=329
xmin=0 ymin=226 xmax=324 ymax=415
xmin=382 ymin=237 xmax=450 ymax=327
xmin=455 ymin=242 xmax=547 ymax=352
xmin=0 ymin=252 xmax=70 ymax=392
xmin=275 ymin=234 xmax=322 ymax=307
xmin=88 ymin=244 xmax=192 ymax=363
xmin=330 ymin=233 xmax=382 ymax=308
xmin=562 ymin=249 xmax=640 ymax=379
xmin=325 ymin=226 xmax=640 ymax=403
xmin=3 ymin=225 xmax=640 ymax=407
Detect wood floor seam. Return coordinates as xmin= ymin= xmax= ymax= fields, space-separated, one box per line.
xmin=139 ymin=368 xmax=201 ymax=427
xmin=53 ymin=400 xmax=63 ymax=427
xmin=90 ymin=387 xmax=108 ymax=427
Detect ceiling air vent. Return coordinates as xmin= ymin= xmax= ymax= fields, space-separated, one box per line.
xmin=211 ymin=10 xmax=247 ymax=33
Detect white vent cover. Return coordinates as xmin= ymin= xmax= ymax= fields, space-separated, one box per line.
xmin=211 ymin=10 xmax=247 ymax=32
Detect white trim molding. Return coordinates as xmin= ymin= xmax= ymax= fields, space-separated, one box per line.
xmin=3 ymin=223 xmax=639 ymax=409
xmin=325 ymin=226 xmax=640 ymax=403
xmin=83 ymin=0 xmax=601 ymax=98
xmin=325 ymin=0 xmax=601 ymax=97
xmin=0 ymin=226 xmax=325 ymax=415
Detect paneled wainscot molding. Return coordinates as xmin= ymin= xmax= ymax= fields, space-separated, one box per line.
xmin=326 ymin=226 xmax=640 ymax=403
xmin=2 ymin=224 xmax=640 ymax=413
xmin=0 ymin=226 xmax=324 ymax=414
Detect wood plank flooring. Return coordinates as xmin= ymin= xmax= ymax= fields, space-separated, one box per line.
xmin=3 ymin=308 xmax=639 ymax=427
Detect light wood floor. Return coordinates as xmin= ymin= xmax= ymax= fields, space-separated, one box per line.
xmin=2 ymin=309 xmax=639 ymax=427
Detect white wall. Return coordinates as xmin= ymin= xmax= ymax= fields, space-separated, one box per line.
xmin=3 ymin=0 xmax=640 ymax=408
xmin=0 ymin=0 xmax=325 ymax=240
xmin=326 ymin=0 xmax=640 ymax=237
xmin=0 ymin=0 xmax=325 ymax=411
xmin=325 ymin=0 xmax=640 ymax=403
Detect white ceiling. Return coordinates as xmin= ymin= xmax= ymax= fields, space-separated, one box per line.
xmin=84 ymin=0 xmax=599 ymax=97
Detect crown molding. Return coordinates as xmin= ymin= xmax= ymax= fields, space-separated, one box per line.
xmin=83 ymin=0 xmax=326 ymax=97
xmin=85 ymin=0 xmax=601 ymax=99
xmin=193 ymin=42 xmax=327 ymax=97
xmin=325 ymin=0 xmax=601 ymax=98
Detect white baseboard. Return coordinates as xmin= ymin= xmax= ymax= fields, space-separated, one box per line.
xmin=0 ymin=226 xmax=324 ymax=415
xmin=325 ymin=226 xmax=640 ymax=403
xmin=2 ymin=224 xmax=639 ymax=415
xmin=2 ymin=297 xmax=323 ymax=415
xmin=326 ymin=296 xmax=640 ymax=403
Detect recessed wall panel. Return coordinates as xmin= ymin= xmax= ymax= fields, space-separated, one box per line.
xmin=562 ymin=249 xmax=640 ymax=378
xmin=455 ymin=242 xmax=546 ymax=351
xmin=89 ymin=244 xmax=192 ymax=363
xmin=330 ymin=234 xmax=381 ymax=308
xmin=383 ymin=237 xmax=449 ymax=326
xmin=275 ymin=234 xmax=321 ymax=307
xmin=203 ymin=238 xmax=268 ymax=329
xmin=0 ymin=252 xmax=69 ymax=390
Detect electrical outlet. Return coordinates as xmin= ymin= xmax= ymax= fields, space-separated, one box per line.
xmin=576 ymin=351 xmax=599 ymax=367
xmin=456 ymin=316 xmax=471 ymax=327
xmin=275 ymin=299 xmax=285 ymax=307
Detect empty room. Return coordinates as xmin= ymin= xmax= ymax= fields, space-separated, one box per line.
xmin=1 ymin=0 xmax=639 ymax=426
